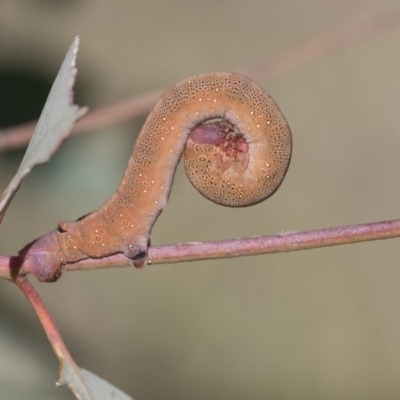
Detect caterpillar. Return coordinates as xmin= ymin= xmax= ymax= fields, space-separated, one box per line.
xmin=19 ymin=72 xmax=292 ymax=281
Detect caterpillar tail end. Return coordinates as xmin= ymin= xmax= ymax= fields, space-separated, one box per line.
xmin=18 ymin=232 xmax=64 ymax=282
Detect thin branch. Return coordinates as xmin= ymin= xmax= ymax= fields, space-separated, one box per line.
xmin=1 ymin=218 xmax=399 ymax=281
xmin=240 ymin=8 xmax=400 ymax=80
xmin=16 ymin=276 xmax=74 ymax=361
xmin=0 ymin=90 xmax=162 ymax=152
xmin=1 ymin=9 xmax=400 ymax=152
xmin=16 ymin=277 xmax=94 ymax=397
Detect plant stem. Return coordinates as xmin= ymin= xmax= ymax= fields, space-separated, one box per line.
xmin=1 ymin=217 xmax=399 ymax=280
xmin=16 ymin=276 xmax=95 ymax=397
xmin=16 ymin=276 xmax=74 ymax=364
xmin=1 ymin=9 xmax=400 ymax=152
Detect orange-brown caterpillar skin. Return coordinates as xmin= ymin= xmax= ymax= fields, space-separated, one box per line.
xmin=21 ymin=72 xmax=292 ymax=281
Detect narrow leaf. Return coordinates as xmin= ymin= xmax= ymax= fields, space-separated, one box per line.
xmin=57 ymin=363 xmax=134 ymax=400
xmin=57 ymin=362 xmax=94 ymax=400
xmin=60 ymin=368 xmax=135 ymax=400
xmin=0 ymin=36 xmax=87 ymax=222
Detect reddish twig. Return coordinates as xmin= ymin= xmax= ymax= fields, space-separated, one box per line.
xmin=16 ymin=277 xmax=80 ymax=376
xmin=16 ymin=276 xmax=73 ymax=360
xmin=1 ymin=218 xmax=399 ymax=281
xmin=240 ymin=9 xmax=400 ymax=80
xmin=1 ymin=9 xmax=400 ymax=152
xmin=0 ymin=90 xmax=162 ymax=152
xmin=15 ymin=277 xmax=93 ymax=395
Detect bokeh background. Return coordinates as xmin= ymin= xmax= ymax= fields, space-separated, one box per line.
xmin=1 ymin=1 xmax=400 ymax=399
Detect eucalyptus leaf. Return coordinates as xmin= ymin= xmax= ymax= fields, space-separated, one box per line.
xmin=0 ymin=36 xmax=87 ymax=222
xmin=57 ymin=363 xmax=134 ymax=400
xmin=79 ymin=369 xmax=134 ymax=400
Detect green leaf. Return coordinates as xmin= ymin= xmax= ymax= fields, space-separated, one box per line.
xmin=0 ymin=36 xmax=87 ymax=223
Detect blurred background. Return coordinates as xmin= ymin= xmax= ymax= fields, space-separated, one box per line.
xmin=1 ymin=1 xmax=400 ymax=399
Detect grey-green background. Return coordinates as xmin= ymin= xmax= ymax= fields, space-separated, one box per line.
xmin=1 ymin=1 xmax=400 ymax=399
